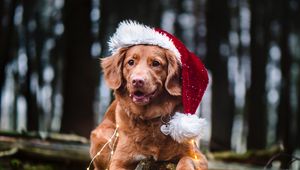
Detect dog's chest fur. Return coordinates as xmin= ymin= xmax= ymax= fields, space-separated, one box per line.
xmin=115 ymin=102 xmax=182 ymax=161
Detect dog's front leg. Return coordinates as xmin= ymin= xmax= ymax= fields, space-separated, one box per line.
xmin=176 ymin=152 xmax=208 ymax=170
xmin=109 ymin=143 xmax=138 ymax=170
xmin=90 ymin=129 xmax=113 ymax=170
xmin=109 ymin=159 xmax=127 ymax=170
xmin=109 ymin=154 xmax=138 ymax=170
xmin=109 ymin=158 xmax=133 ymax=170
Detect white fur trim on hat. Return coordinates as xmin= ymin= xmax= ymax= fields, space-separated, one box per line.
xmin=108 ymin=20 xmax=181 ymax=63
xmin=168 ymin=112 xmax=206 ymax=143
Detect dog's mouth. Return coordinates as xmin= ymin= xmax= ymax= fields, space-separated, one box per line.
xmin=130 ymin=90 xmax=157 ymax=105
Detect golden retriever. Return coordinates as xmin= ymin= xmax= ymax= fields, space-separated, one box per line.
xmin=90 ymin=45 xmax=208 ymax=170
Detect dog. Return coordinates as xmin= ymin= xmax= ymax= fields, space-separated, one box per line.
xmin=89 ymin=44 xmax=208 ymax=170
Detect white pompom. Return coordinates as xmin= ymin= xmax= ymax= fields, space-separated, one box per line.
xmin=168 ymin=112 xmax=206 ymax=143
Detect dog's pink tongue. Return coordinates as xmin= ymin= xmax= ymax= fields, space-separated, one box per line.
xmin=133 ymin=96 xmax=149 ymax=103
xmin=133 ymin=93 xmax=149 ymax=103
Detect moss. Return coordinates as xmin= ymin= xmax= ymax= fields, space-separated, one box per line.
xmin=10 ymin=159 xmax=22 ymax=169
xmin=0 ymin=158 xmax=58 ymax=170
xmin=23 ymin=163 xmax=54 ymax=170
xmin=135 ymin=159 xmax=176 ymax=170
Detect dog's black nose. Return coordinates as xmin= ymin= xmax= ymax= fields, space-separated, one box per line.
xmin=132 ymin=78 xmax=144 ymax=87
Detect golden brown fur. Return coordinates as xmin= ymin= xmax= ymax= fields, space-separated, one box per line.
xmin=90 ymin=45 xmax=208 ymax=170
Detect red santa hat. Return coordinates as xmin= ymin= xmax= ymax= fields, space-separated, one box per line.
xmin=108 ymin=20 xmax=209 ymax=143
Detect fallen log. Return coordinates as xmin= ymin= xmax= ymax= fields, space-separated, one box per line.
xmin=0 ymin=131 xmax=90 ymax=164
xmin=207 ymin=145 xmax=283 ymax=166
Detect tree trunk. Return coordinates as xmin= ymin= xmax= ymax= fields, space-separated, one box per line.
xmin=22 ymin=0 xmax=39 ymax=131
xmin=206 ymin=0 xmax=234 ymax=151
xmin=276 ymin=0 xmax=293 ymax=168
xmin=246 ymin=0 xmax=269 ymax=150
xmin=0 ymin=0 xmax=4 ymax=116
xmin=60 ymin=0 xmax=99 ymax=137
xmin=0 ymin=0 xmax=16 ymax=107
xmin=296 ymin=72 xmax=300 ymax=148
xmin=296 ymin=0 xmax=300 ymax=151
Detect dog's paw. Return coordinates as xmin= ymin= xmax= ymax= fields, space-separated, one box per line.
xmin=176 ymin=156 xmax=208 ymax=170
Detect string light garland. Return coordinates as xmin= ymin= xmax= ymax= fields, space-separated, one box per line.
xmin=87 ymin=124 xmax=119 ymax=170
xmin=191 ymin=140 xmax=198 ymax=160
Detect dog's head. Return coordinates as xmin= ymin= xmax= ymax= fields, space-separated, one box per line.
xmin=101 ymin=45 xmax=181 ymax=106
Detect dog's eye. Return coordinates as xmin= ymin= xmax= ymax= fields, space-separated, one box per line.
xmin=152 ymin=60 xmax=160 ymax=67
xmin=128 ymin=59 xmax=135 ymax=66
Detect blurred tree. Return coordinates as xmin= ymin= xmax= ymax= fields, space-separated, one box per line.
xmin=206 ymin=0 xmax=235 ymax=151
xmin=246 ymin=0 xmax=269 ymax=150
xmin=296 ymin=2 xmax=300 ymax=150
xmin=173 ymin=0 xmax=185 ymax=46
xmin=298 ymin=76 xmax=300 ymax=149
xmin=0 ymin=0 xmax=16 ymax=109
xmin=0 ymin=0 xmax=18 ymax=130
xmin=22 ymin=0 xmax=39 ymax=131
xmin=277 ymin=0 xmax=293 ymax=168
xmin=60 ymin=0 xmax=99 ymax=137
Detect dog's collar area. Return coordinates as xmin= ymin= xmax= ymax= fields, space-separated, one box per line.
xmin=136 ymin=112 xmax=176 ymax=125
xmin=160 ymin=114 xmax=173 ymax=136
xmin=121 ymin=103 xmax=174 ymax=125
xmin=160 ymin=114 xmax=171 ymax=124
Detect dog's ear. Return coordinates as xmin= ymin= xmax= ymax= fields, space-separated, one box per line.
xmin=101 ymin=48 xmax=127 ymax=90
xmin=165 ymin=51 xmax=181 ymax=96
